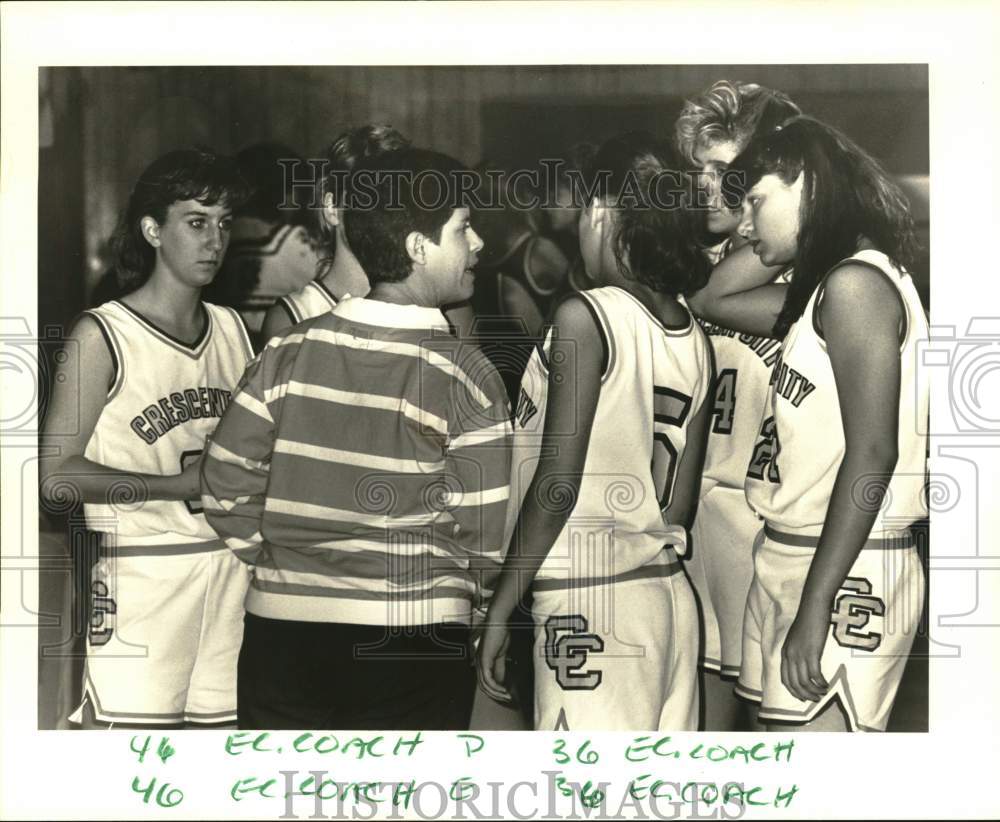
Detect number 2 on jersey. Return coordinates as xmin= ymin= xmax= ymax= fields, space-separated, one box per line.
xmin=747 ymin=416 xmax=781 ymax=483
xmin=652 ymin=386 xmax=693 ymax=510
xmin=711 ymin=369 xmax=737 ymax=435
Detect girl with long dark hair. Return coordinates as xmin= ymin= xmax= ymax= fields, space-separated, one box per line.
xmin=692 ymin=116 xmax=927 ymax=732
xmin=676 ymin=79 xmax=801 ymax=730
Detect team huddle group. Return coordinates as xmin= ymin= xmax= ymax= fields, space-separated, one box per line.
xmin=40 ymin=80 xmax=928 ymax=734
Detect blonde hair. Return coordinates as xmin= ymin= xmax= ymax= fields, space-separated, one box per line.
xmin=675 ymin=80 xmax=800 ymax=165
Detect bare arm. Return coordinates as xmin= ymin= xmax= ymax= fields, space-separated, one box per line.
xmin=476 ymin=296 xmax=603 ymax=701
xmin=781 ymin=264 xmax=903 ymax=702
xmin=38 ymin=315 xmax=199 ymax=508
xmin=686 ymin=242 xmax=788 ymax=337
xmin=664 ymin=354 xmax=715 ymax=530
xmin=37 ymin=314 xmax=201 ymax=727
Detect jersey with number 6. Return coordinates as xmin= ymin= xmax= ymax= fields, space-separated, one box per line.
xmin=745 ymin=250 xmax=929 ymax=535
xmin=82 ymin=300 xmax=253 ymax=547
xmin=506 ymin=286 xmax=712 ymax=583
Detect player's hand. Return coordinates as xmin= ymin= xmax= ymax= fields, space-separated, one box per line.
xmin=476 ymin=619 xmax=513 ymax=704
xmin=780 ymin=601 xmax=830 ymax=702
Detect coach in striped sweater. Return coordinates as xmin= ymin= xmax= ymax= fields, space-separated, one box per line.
xmin=201 ymin=148 xmax=512 ymax=730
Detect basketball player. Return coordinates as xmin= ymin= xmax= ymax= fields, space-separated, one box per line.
xmin=692 ymin=116 xmax=928 ymax=732
xmin=201 ymin=147 xmax=512 ymax=730
xmin=259 ymin=125 xmax=410 ymax=341
xmin=259 ymin=125 xmax=478 ymax=343
xmin=477 ymin=133 xmax=714 ymax=731
xmin=39 ymin=148 xmax=254 ymax=727
xmin=675 ymin=80 xmax=800 ymax=729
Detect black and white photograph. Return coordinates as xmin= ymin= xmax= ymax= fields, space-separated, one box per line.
xmin=2 ymin=2 xmax=999 ymax=820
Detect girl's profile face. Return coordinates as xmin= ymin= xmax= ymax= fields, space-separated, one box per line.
xmin=692 ymin=138 xmax=741 ymax=237
xmin=737 ymin=171 xmax=803 ymax=267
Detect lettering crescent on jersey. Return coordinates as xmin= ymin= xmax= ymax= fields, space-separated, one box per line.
xmin=553 ymin=707 xmax=570 ymax=731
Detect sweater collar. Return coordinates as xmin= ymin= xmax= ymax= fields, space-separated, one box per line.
xmin=332 ymin=295 xmax=452 ymax=332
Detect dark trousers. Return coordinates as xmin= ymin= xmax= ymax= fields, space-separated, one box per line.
xmin=237 ymin=613 xmax=475 ymax=730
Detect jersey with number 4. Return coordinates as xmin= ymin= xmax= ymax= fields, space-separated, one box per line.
xmin=507 ymin=286 xmax=712 ymax=584
xmin=745 ymin=250 xmax=929 ymax=535
xmin=696 ymin=262 xmax=789 ymax=493
xmin=83 ymin=300 xmax=253 ymax=547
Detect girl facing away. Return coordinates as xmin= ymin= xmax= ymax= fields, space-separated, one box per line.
xmin=477 ymin=132 xmax=715 ymax=730
xmin=675 ymin=79 xmax=801 ymax=730
xmin=260 ymin=124 xmax=410 ymax=341
xmin=40 ymin=148 xmax=255 ymax=728
xmin=691 ymin=115 xmax=928 ymax=732
xmin=259 ymin=124 xmax=478 ymax=343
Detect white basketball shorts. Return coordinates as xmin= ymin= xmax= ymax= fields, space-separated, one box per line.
xmin=736 ymin=525 xmax=924 ymax=731
xmin=70 ymin=543 xmax=250 ymax=726
xmin=687 ymin=485 xmax=759 ymax=675
xmin=531 ymin=555 xmax=699 ymax=732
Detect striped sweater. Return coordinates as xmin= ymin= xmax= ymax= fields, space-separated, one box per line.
xmin=201 ymin=296 xmax=513 ymax=627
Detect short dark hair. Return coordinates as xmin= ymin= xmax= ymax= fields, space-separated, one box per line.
xmin=583 ymin=132 xmax=711 ymax=296
xmin=322 ymin=125 xmax=412 ymax=199
xmin=313 ymin=124 xmax=411 ymax=268
xmin=344 ymin=147 xmax=471 ymax=286
xmin=110 ymin=147 xmax=249 ymax=292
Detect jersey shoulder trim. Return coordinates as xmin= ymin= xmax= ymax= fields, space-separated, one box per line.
xmin=813 ymin=257 xmax=908 ymax=349
xmin=80 ymin=308 xmax=123 ymax=399
xmin=613 ymin=286 xmax=694 ymax=337
xmin=312 ymin=278 xmax=339 ymax=309
xmin=214 ymin=303 xmax=255 ymax=360
xmin=565 ymin=291 xmax=612 ymax=380
xmin=276 ymin=295 xmax=299 ymax=326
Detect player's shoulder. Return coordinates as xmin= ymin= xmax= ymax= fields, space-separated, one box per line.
xmin=819 ymin=257 xmax=903 ymax=316
xmin=202 ymin=299 xmax=242 ymax=325
xmin=66 ymin=309 xmax=109 ymax=346
xmin=55 ymin=309 xmax=119 ymax=388
xmin=815 ymin=253 xmax=908 ymax=344
xmin=282 ymin=282 xmax=312 ymax=306
xmin=79 ymin=298 xmax=131 ymax=329
xmin=294 ymin=279 xmax=338 ymax=311
xmin=202 ymin=300 xmax=254 ymax=347
xmin=73 ymin=298 xmax=137 ymax=343
xmin=551 ymin=287 xmax=615 ymax=340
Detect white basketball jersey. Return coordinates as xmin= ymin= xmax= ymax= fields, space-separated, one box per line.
xmin=745 ymin=250 xmax=929 ymax=536
xmin=703 ymin=238 xmax=731 ymax=266
xmin=278 ymin=279 xmax=338 ymax=325
xmin=83 ymin=300 xmax=253 ymax=546
xmin=507 ymin=286 xmax=713 ymax=584
xmin=697 ymin=271 xmax=789 ymax=492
